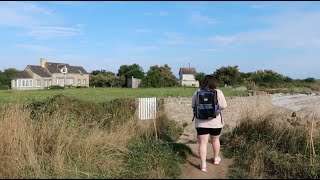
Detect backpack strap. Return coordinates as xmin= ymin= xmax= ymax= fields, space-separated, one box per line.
xmin=220 ymin=111 xmax=223 ymax=124
xmin=214 ymin=89 xmax=223 ymax=124
xmin=192 ymin=90 xmax=199 ymax=121
xmin=212 ymin=89 xmax=223 ymax=124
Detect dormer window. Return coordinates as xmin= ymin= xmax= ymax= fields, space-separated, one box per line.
xmin=61 ymin=66 xmax=68 ymax=74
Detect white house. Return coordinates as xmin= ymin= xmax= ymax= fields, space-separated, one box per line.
xmin=178 ymin=67 xmax=199 ymax=87
xmin=11 ymin=58 xmax=90 ymax=90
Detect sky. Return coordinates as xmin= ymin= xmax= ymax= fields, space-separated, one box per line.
xmin=0 ymin=1 xmax=319 ymax=79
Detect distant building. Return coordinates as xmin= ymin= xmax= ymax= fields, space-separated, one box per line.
xmin=127 ymin=76 xmax=142 ymax=88
xmin=178 ymin=67 xmax=199 ymax=87
xmin=11 ymin=58 xmax=89 ymax=90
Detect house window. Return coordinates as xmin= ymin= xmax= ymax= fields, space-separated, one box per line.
xmin=57 ymin=78 xmax=65 ymax=86
xmin=83 ymin=79 xmax=86 ymax=85
xmin=44 ymin=80 xmax=48 ymax=87
xmin=78 ymin=79 xmax=81 ymax=86
xmin=48 ymin=79 xmax=52 ymax=86
xmin=36 ymin=80 xmax=41 ymax=87
xmin=61 ymin=66 xmax=68 ymax=74
xmin=66 ymin=78 xmax=74 ymax=86
xmin=17 ymin=79 xmax=33 ymax=87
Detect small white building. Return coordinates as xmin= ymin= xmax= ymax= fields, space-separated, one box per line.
xmin=178 ymin=67 xmax=199 ymax=87
xmin=127 ymin=76 xmax=142 ymax=88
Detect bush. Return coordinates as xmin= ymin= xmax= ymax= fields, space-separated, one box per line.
xmin=28 ymin=94 xmax=136 ymax=130
xmin=123 ymin=139 xmax=185 ymax=179
xmin=76 ymin=86 xmax=88 ymax=88
xmin=46 ymin=85 xmax=64 ymax=90
xmin=222 ymin=114 xmax=320 ymax=179
xmin=0 ymin=85 xmax=10 ymax=90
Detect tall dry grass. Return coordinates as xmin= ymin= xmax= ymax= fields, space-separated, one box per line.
xmin=0 ymin=104 xmax=40 ymax=178
xmin=222 ymin=103 xmax=320 ymax=179
xmin=0 ymin=102 xmax=138 ymax=178
xmin=0 ymin=95 xmax=189 ymax=179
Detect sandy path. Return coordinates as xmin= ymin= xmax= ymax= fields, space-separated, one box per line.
xmin=180 ymin=143 xmax=233 ymax=179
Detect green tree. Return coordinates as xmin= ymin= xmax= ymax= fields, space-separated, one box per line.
xmin=91 ymin=69 xmax=115 ymax=76
xmin=117 ymin=64 xmax=145 ymax=87
xmin=213 ymin=66 xmax=243 ymax=86
xmin=0 ymin=68 xmax=20 ymax=88
xmin=142 ymin=64 xmax=179 ymax=87
xmin=248 ymin=69 xmax=293 ymax=88
xmin=89 ymin=70 xmax=124 ymax=87
xmin=195 ymin=72 xmax=205 ymax=85
xmin=304 ymin=77 xmax=316 ymax=83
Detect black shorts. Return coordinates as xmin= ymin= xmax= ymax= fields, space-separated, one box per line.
xmin=196 ymin=128 xmax=222 ymax=136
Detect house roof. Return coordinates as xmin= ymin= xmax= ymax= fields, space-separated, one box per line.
xmin=179 ymin=67 xmax=197 ymax=75
xmin=68 ymin=65 xmax=88 ymax=74
xmin=45 ymin=62 xmax=88 ymax=74
xmin=15 ymin=70 xmax=32 ymax=79
xmin=27 ymin=65 xmax=52 ymax=77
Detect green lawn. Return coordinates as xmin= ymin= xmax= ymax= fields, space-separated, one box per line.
xmin=0 ymin=86 xmax=250 ymax=105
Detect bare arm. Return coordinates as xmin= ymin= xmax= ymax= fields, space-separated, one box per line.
xmin=217 ymin=89 xmax=227 ymax=110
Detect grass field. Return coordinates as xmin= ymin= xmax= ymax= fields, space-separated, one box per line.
xmin=0 ymin=86 xmax=250 ymax=105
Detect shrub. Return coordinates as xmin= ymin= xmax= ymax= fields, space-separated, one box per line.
xmin=76 ymin=86 xmax=88 ymax=88
xmin=46 ymin=85 xmax=64 ymax=90
xmin=27 ymin=94 xmax=136 ymax=130
xmin=122 ymin=138 xmax=185 ymax=179
xmin=0 ymin=85 xmax=10 ymax=90
xmin=222 ymin=113 xmax=320 ymax=179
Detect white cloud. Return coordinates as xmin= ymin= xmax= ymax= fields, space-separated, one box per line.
xmin=21 ymin=4 xmax=52 ymax=15
xmin=210 ymin=10 xmax=320 ymax=49
xmin=18 ymin=44 xmax=56 ymax=52
xmin=191 ymin=11 xmax=218 ymax=25
xmin=0 ymin=2 xmax=53 ymax=27
xmin=0 ymin=2 xmax=83 ymax=39
xmin=22 ymin=26 xmax=82 ymax=39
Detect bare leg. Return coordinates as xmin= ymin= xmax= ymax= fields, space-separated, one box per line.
xmin=210 ymin=135 xmax=220 ymax=159
xmin=198 ymin=134 xmax=210 ymax=167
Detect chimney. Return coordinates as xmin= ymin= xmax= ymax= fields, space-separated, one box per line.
xmin=40 ymin=58 xmax=46 ymax=67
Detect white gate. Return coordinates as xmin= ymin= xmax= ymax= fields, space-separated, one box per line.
xmin=138 ymin=97 xmax=157 ymax=120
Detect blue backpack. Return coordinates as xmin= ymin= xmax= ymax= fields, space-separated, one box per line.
xmin=192 ymin=88 xmax=221 ymax=121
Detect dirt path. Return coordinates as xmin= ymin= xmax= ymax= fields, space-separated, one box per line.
xmin=178 ymin=93 xmax=320 ymax=179
xmin=180 ymin=143 xmax=234 ymax=179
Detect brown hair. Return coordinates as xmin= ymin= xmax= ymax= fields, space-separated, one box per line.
xmin=201 ymin=75 xmax=217 ymax=90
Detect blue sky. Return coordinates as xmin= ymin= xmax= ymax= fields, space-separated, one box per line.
xmin=0 ymin=1 xmax=319 ymax=79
